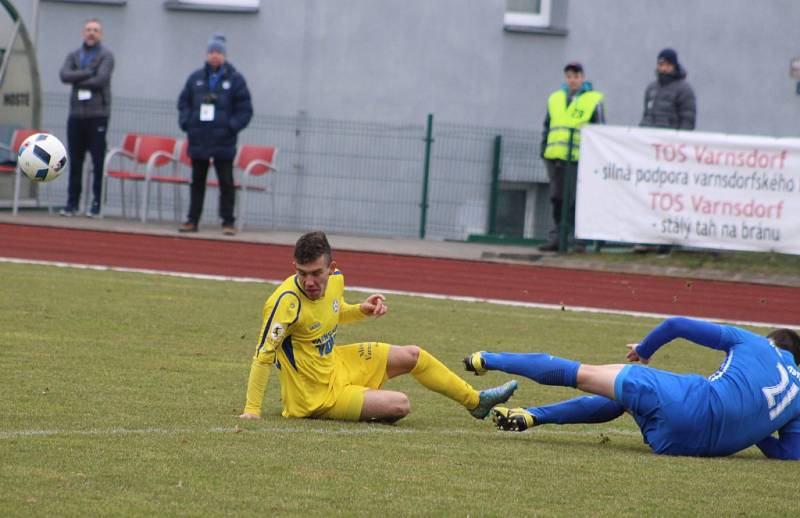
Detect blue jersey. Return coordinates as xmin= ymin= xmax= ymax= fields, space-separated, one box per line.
xmin=627 ymin=318 xmax=800 ymax=457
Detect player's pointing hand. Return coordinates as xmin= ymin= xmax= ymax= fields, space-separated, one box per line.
xmin=361 ymin=294 xmax=388 ymax=317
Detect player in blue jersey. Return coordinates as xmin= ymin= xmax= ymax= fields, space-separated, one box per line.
xmin=464 ymin=317 xmax=800 ymax=459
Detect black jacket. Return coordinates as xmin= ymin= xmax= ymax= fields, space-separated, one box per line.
xmin=177 ymin=62 xmax=253 ymax=160
xmin=59 ymin=43 xmax=114 ymax=119
xmin=640 ymin=66 xmax=696 ymax=130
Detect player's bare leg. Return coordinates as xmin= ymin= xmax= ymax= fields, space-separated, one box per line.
xmin=360 ymin=389 xmax=411 ymax=422
xmin=386 ymin=345 xmax=420 ymax=377
xmin=575 ymin=364 xmax=626 ymax=399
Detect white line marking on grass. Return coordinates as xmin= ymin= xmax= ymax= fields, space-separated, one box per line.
xmin=0 ymin=426 xmax=640 ymax=440
xmin=0 ymin=256 xmax=780 ymax=328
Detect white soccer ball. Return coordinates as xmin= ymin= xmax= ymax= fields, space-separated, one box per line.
xmin=17 ymin=133 xmax=68 ymax=183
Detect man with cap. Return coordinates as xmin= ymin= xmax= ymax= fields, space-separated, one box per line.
xmin=538 ymin=62 xmax=605 ymax=253
xmin=178 ymin=33 xmax=253 ymax=235
xmin=635 ymin=48 xmax=696 ymax=254
xmin=640 ymin=48 xmax=696 ymax=130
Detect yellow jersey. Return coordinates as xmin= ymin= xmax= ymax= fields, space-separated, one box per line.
xmin=243 ymin=270 xmax=368 ymax=417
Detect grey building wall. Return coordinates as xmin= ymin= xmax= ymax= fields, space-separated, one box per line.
xmin=6 ymin=0 xmax=800 ymax=240
xmin=13 ymin=0 xmax=800 ymax=137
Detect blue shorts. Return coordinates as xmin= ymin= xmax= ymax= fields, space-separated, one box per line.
xmin=614 ymin=364 xmax=712 ymax=455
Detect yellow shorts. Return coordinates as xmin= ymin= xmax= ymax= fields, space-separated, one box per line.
xmin=318 ymin=342 xmax=391 ymax=421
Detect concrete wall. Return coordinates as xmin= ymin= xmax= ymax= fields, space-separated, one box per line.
xmin=13 ymin=0 xmax=800 ymax=137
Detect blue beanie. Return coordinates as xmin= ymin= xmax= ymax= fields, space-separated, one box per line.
xmin=207 ymin=33 xmax=226 ymax=55
xmin=657 ymin=48 xmax=678 ymax=66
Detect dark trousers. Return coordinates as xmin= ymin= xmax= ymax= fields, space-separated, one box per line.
xmin=187 ymin=157 xmax=235 ymax=226
xmin=66 ymin=116 xmax=108 ymax=208
xmin=544 ymin=159 xmax=577 ymax=245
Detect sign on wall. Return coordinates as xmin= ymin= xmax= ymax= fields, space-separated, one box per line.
xmin=164 ymin=0 xmax=259 ymax=11
xmin=575 ymin=125 xmax=800 ymax=255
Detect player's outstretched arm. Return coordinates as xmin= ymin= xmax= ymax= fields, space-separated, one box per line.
xmin=360 ymin=293 xmax=388 ymax=318
xmin=635 ymin=317 xmax=724 ymax=361
xmin=238 ymin=351 xmax=275 ymax=420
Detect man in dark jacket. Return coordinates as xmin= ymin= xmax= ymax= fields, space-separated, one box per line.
xmin=177 ymin=34 xmax=253 ymax=235
xmin=636 ymin=48 xmax=696 ymax=254
xmin=59 ymin=18 xmax=114 ymax=217
xmin=640 ymin=48 xmax=696 ymax=130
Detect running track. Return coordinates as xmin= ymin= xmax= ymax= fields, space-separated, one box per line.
xmin=1 ymin=223 xmax=798 ymax=326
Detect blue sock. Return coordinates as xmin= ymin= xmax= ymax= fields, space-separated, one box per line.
xmin=482 ymin=352 xmax=580 ymax=388
xmin=528 ymin=396 xmax=625 ymax=425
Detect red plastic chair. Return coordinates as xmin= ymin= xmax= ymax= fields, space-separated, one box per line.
xmin=101 ymin=133 xmax=142 ymax=218
xmin=160 ymin=141 xmax=278 ymax=228
xmin=101 ymin=134 xmax=177 ymax=221
xmin=139 ymin=135 xmax=179 ymax=222
xmin=0 ymin=128 xmax=39 ymax=170
xmin=146 ymin=139 xmax=191 ymax=222
xmin=232 ymin=145 xmax=278 ymax=230
xmin=0 ymin=128 xmax=44 ymax=215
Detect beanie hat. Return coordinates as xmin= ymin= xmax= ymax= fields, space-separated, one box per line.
xmin=563 ymin=61 xmax=583 ymax=73
xmin=207 ymin=33 xmax=227 ymax=55
xmin=657 ymin=48 xmax=678 ymax=66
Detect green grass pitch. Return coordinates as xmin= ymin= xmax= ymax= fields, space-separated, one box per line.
xmin=0 ymin=262 xmax=792 ymax=516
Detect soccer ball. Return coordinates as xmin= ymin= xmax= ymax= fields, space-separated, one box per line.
xmin=17 ymin=133 xmax=68 ymax=183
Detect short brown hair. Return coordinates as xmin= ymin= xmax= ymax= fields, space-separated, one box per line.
xmin=294 ymin=231 xmax=332 ymax=265
xmin=768 ymin=328 xmax=800 ymax=364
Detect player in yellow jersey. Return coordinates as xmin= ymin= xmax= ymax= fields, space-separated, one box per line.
xmin=239 ymin=231 xmax=518 ymax=422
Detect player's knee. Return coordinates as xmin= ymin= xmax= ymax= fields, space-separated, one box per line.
xmin=393 ymin=394 xmax=411 ymax=418
xmin=404 ymin=345 xmax=421 ymax=365
xmin=387 ymin=345 xmax=422 ymax=378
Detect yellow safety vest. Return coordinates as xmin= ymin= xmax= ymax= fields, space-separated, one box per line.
xmin=543 ymin=89 xmax=603 ymax=161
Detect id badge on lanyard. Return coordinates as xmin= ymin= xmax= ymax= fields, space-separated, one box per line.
xmin=200 ymin=103 xmax=215 ymax=122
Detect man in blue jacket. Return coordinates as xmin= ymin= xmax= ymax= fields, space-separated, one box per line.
xmin=178 ymin=34 xmax=253 ymax=235
xmin=465 ymin=318 xmax=800 ymax=459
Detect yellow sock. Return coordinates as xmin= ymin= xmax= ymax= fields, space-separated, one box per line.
xmin=410 ymin=348 xmax=480 ymax=409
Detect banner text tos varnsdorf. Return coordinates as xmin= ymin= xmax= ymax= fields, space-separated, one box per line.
xmin=576 ymin=125 xmax=800 ymax=254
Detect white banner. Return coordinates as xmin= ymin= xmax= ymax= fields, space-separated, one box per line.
xmin=576 ymin=125 xmax=800 ymax=254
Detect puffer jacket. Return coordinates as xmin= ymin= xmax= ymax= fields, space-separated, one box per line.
xmin=59 ymin=44 xmax=114 ymax=119
xmin=177 ymin=62 xmax=253 ymax=160
xmin=640 ymin=66 xmax=696 ymax=130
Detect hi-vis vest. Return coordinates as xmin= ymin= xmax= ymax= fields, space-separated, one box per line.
xmin=543 ymin=89 xmax=603 ymax=161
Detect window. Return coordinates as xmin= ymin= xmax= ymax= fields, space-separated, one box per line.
xmin=164 ymin=0 xmax=259 ymax=12
xmin=503 ymin=0 xmax=567 ymax=35
xmin=504 ymin=0 xmax=551 ymax=28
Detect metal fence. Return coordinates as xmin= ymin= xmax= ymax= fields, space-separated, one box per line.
xmin=39 ymin=92 xmax=548 ymax=240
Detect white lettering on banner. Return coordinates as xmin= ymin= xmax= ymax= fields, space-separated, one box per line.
xmin=575 ymin=125 xmax=800 ymax=255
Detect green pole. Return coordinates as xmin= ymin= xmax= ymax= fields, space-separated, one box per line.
xmin=558 ymin=128 xmax=576 ymax=254
xmin=419 ymin=113 xmax=433 ymax=239
xmin=488 ymin=135 xmax=502 ymax=235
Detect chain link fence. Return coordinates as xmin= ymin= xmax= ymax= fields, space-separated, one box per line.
xmin=38 ymin=92 xmax=548 ymax=240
